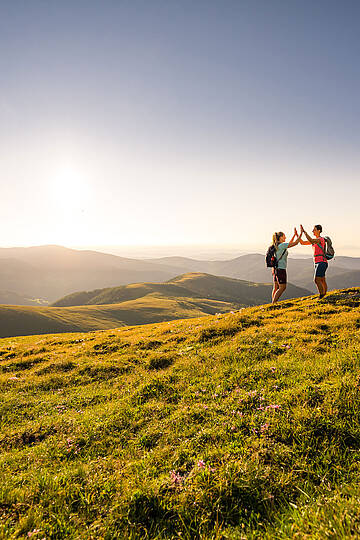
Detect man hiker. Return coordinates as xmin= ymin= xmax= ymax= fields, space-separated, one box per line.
xmin=299 ymin=224 xmax=328 ymax=299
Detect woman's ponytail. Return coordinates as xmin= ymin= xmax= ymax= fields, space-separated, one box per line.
xmin=272 ymin=231 xmax=284 ymax=248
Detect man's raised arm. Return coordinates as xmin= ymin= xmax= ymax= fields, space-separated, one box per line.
xmin=300 ymin=224 xmax=321 ymax=244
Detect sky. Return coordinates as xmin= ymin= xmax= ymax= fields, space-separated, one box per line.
xmin=1 ymin=0 xmax=359 ymax=256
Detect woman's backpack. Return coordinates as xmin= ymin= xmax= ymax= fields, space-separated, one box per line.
xmin=265 ymin=245 xmax=286 ymax=268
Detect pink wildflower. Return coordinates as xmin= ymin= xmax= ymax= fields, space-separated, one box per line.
xmin=170 ymin=470 xmax=183 ymax=485
xmin=27 ymin=530 xmax=41 ymax=538
xmin=260 ymin=423 xmax=270 ymax=432
xmin=197 ymin=459 xmax=205 ymax=469
xmin=265 ymin=404 xmax=280 ymax=411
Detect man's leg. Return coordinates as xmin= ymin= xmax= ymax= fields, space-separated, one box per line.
xmin=273 ymin=284 xmax=286 ymax=303
xmin=321 ymin=277 xmax=327 ymax=295
xmin=315 ymin=277 xmax=324 ymax=296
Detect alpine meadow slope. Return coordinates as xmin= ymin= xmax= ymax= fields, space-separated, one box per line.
xmin=0 ymin=288 xmax=359 ymax=538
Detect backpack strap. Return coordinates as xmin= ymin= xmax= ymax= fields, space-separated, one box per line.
xmin=276 ymin=246 xmax=287 ymax=263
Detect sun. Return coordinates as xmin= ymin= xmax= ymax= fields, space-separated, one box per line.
xmin=50 ymin=166 xmax=91 ymax=212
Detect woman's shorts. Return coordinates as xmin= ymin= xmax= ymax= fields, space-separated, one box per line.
xmin=314 ymin=261 xmax=328 ymax=278
xmin=273 ymin=268 xmax=287 ymax=285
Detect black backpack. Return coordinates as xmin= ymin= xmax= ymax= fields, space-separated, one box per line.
xmin=265 ymin=245 xmax=286 ymax=268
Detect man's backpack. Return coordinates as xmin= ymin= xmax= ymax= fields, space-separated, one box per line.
xmin=265 ymin=245 xmax=286 ymax=268
xmin=318 ymin=236 xmax=335 ymax=260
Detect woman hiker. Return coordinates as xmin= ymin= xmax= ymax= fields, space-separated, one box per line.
xmin=272 ymin=228 xmax=301 ymax=304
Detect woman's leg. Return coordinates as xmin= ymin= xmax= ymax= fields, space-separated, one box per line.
xmin=273 ymin=283 xmax=286 ymax=303
xmin=272 ymin=282 xmax=279 ymax=303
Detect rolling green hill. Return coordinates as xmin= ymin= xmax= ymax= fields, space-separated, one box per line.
xmin=0 ymin=288 xmax=359 ymax=538
xmin=52 ymin=272 xmax=310 ymax=307
xmin=0 ymin=274 xmax=310 ymax=338
xmin=0 ymin=296 xmax=235 ymax=339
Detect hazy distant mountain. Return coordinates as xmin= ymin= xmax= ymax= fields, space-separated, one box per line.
xmin=150 ymin=254 xmax=360 ymax=293
xmin=0 ymin=245 xmax=184 ymax=301
xmin=0 ymin=245 xmax=358 ymax=302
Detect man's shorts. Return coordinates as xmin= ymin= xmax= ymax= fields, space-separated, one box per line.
xmin=314 ymin=261 xmax=328 ymax=278
xmin=273 ymin=268 xmax=287 ymax=285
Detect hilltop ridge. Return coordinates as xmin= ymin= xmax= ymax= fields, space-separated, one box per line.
xmin=0 ymin=288 xmax=359 ymax=538
xmin=0 ymin=273 xmax=310 ymax=338
xmin=52 ymin=272 xmax=309 ymax=307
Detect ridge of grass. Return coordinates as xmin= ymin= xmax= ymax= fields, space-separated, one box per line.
xmin=0 ymin=288 xmax=359 ymax=539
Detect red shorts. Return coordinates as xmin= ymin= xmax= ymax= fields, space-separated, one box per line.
xmin=273 ymin=268 xmax=287 ymax=285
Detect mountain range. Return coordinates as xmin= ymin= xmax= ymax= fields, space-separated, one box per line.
xmin=0 ymin=245 xmax=358 ymax=304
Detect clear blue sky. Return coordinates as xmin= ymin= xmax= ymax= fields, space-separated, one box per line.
xmin=1 ymin=0 xmax=359 ymax=254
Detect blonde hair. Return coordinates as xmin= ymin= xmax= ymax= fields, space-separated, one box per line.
xmin=272 ymin=231 xmax=284 ymax=248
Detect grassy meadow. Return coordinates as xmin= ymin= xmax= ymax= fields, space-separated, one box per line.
xmin=0 ymin=288 xmax=359 ymax=538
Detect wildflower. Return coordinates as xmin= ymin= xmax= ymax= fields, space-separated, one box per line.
xmin=268 ymin=340 xmax=273 ymax=344
xmin=170 ymin=470 xmax=183 ymax=485
xmin=265 ymin=404 xmax=280 ymax=411
xmin=260 ymin=423 xmax=270 ymax=432
xmin=27 ymin=530 xmax=41 ymax=538
xmin=197 ymin=459 xmax=205 ymax=469
xmin=270 ymin=366 xmax=276 ymax=372
xmin=237 ymin=411 xmax=243 ymax=417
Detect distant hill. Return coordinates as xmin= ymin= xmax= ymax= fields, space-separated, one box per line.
xmin=52 ymin=272 xmax=310 ymax=308
xmin=0 ymin=273 xmax=310 ymax=338
xmin=320 ymin=270 xmax=360 ymax=290
xmin=0 ymin=290 xmax=48 ymax=306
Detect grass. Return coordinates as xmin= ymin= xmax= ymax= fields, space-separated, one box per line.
xmin=0 ymin=288 xmax=359 ymax=538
